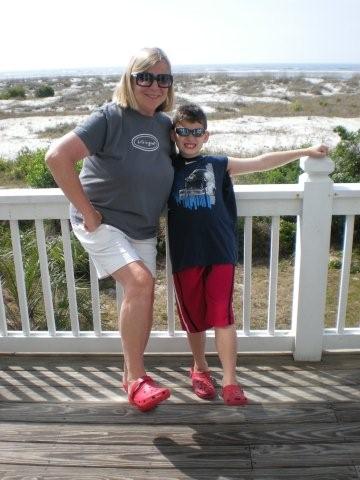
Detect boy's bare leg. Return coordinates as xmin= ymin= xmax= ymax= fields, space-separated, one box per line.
xmin=187 ymin=331 xmax=209 ymax=371
xmin=214 ymin=324 xmax=238 ymax=386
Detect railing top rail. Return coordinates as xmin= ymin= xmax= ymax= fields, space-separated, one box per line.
xmin=0 ymin=188 xmax=67 ymax=204
xmin=234 ymin=184 xmax=302 ymax=199
xmin=0 ymin=185 xmax=304 ymax=202
xmin=1 ymin=183 xmax=359 ymax=223
xmin=1 ymin=183 xmax=359 ymax=203
xmin=333 ymin=183 xmax=360 ymax=197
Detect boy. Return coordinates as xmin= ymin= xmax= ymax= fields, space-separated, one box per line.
xmin=168 ymin=103 xmax=328 ymax=406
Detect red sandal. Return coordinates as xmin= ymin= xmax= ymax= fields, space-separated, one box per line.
xmin=128 ymin=376 xmax=171 ymax=412
xmin=190 ymin=368 xmax=216 ymax=399
xmin=123 ymin=374 xmax=153 ymax=393
xmin=221 ymin=384 xmax=248 ymax=406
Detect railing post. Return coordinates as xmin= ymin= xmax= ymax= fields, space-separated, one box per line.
xmin=292 ymin=156 xmax=334 ymax=361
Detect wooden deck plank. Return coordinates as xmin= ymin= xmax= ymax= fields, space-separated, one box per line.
xmin=1 ymin=384 xmax=360 ymax=404
xmin=0 ymin=401 xmax=336 ymax=424
xmin=0 ymin=353 xmax=359 ymax=478
xmin=1 ymin=368 xmax=360 ymax=387
xmin=1 ymin=352 xmax=359 ymax=371
xmin=251 ymin=442 xmax=360 ymax=468
xmin=0 ymin=441 xmax=251 ymax=469
xmin=1 ymin=421 xmax=360 ymax=445
xmin=0 ymin=464 xmax=359 ymax=480
xmin=333 ymin=402 xmax=360 ymax=422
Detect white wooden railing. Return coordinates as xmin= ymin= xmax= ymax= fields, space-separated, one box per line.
xmin=0 ymin=156 xmax=359 ymax=360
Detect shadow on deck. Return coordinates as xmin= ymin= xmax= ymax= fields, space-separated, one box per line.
xmin=0 ymin=353 xmax=360 ymax=479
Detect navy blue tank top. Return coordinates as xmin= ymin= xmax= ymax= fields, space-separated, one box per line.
xmin=168 ymin=155 xmax=237 ymax=273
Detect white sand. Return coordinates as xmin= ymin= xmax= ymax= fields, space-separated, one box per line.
xmin=207 ymin=116 xmax=360 ymax=156
xmin=321 ymin=83 xmax=343 ymax=95
xmin=1 ymin=114 xmax=360 ymax=160
xmin=1 ymin=73 xmax=358 ymax=160
xmin=0 ymin=97 xmax=61 ymax=108
xmin=180 ymin=92 xmax=288 ymax=104
xmin=0 ymin=115 xmax=84 ymax=159
xmin=304 ymin=78 xmax=324 ymax=84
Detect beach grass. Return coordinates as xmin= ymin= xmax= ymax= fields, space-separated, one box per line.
xmin=35 ymin=122 xmax=78 ymax=139
xmin=1 ymin=73 xmax=360 ymax=120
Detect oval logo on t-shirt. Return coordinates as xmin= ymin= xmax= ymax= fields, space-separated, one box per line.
xmin=131 ymin=134 xmax=159 ymax=152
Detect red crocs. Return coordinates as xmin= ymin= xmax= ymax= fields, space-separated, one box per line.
xmin=190 ymin=368 xmax=216 ymax=399
xmin=123 ymin=374 xmax=153 ymax=394
xmin=221 ymin=384 xmax=248 ymax=406
xmin=128 ymin=376 xmax=171 ymax=412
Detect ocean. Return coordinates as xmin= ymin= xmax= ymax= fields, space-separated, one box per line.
xmin=1 ymin=63 xmax=360 ymax=80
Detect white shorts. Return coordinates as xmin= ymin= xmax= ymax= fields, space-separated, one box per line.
xmin=72 ymin=223 xmax=157 ymax=279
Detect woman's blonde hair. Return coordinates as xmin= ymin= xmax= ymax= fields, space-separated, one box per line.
xmin=113 ymin=47 xmax=174 ymax=112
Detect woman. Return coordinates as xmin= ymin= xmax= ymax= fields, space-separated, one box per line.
xmin=45 ymin=47 xmax=174 ymax=412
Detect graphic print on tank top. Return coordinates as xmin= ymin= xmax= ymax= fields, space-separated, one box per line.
xmin=176 ymin=163 xmax=216 ymax=210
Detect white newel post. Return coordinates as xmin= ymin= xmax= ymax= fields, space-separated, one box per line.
xmin=292 ymin=156 xmax=335 ymax=361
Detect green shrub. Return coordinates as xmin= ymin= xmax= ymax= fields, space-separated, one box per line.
xmin=13 ymin=148 xmax=56 ymax=188
xmin=0 ymin=158 xmax=7 ymax=173
xmin=328 ymin=250 xmax=360 ymax=274
xmin=26 ymin=153 xmax=56 ymax=188
xmin=328 ymin=257 xmax=342 ymax=269
xmin=291 ymin=100 xmax=303 ymax=112
xmin=331 ymin=126 xmax=360 ymax=183
xmin=35 ymin=85 xmax=55 ymax=98
xmin=0 ymin=85 xmax=26 ymax=99
xmin=238 ymin=160 xmax=301 ymax=185
xmin=70 ymin=232 xmax=90 ymax=279
xmin=251 ymin=217 xmax=271 ymax=260
xmin=279 ymin=219 xmax=297 ymax=257
xmin=236 ymin=216 xmax=297 ymax=262
xmin=350 ymin=250 xmax=360 ymax=273
xmin=1 ymin=148 xmax=82 ymax=188
xmin=330 ymin=126 xmax=360 ymax=246
xmin=0 ymin=223 xmax=92 ymax=331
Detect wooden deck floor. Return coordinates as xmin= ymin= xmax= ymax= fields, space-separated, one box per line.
xmin=0 ymin=352 xmax=360 ymax=479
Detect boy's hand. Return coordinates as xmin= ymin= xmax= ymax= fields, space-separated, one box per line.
xmin=305 ymin=145 xmax=329 ymax=158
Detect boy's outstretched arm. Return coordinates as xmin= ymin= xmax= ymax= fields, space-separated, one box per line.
xmin=227 ymin=145 xmax=329 ymax=176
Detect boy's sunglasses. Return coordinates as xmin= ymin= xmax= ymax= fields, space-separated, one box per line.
xmin=175 ymin=127 xmax=206 ymax=137
xmin=131 ymin=72 xmax=173 ymax=88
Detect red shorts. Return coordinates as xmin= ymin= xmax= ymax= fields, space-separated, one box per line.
xmin=173 ymin=264 xmax=235 ymax=333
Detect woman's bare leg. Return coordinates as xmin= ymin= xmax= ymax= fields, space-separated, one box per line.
xmin=122 ymin=284 xmax=154 ymax=386
xmin=111 ymin=261 xmax=155 ymax=383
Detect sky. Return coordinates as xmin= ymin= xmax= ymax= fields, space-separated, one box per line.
xmin=1 ymin=0 xmax=359 ymax=72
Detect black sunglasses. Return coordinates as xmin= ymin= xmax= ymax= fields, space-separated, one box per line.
xmin=175 ymin=127 xmax=206 ymax=137
xmin=131 ymin=72 xmax=173 ymax=88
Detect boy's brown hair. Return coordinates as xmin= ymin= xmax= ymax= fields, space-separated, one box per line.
xmin=172 ymin=103 xmax=207 ymax=129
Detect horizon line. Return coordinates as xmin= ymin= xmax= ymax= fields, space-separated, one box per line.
xmin=1 ymin=61 xmax=360 ymax=74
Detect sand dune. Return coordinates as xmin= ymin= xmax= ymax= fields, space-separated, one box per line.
xmin=1 ymin=73 xmax=359 ymax=160
xmin=207 ymin=115 xmax=360 ymax=156
xmin=1 ymin=114 xmax=360 ymax=161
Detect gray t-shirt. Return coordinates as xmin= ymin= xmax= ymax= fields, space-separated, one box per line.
xmin=70 ymin=102 xmax=174 ymax=239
